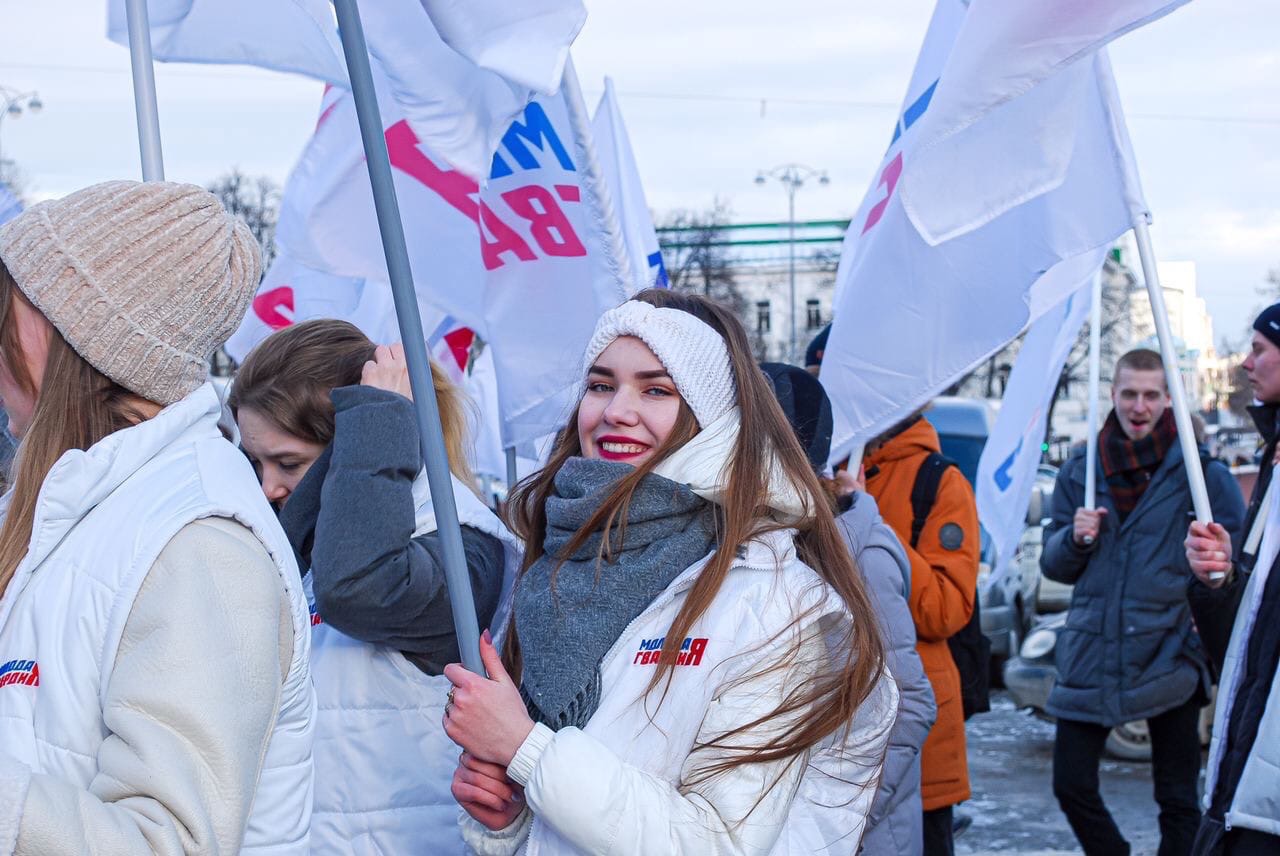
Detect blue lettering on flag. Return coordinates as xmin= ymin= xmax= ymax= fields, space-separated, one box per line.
xmin=890 ymin=78 xmax=939 ymax=147
xmin=993 ymin=437 xmax=1023 ymax=492
xmin=648 ymin=251 xmax=670 ymax=288
xmin=500 ymin=102 xmax=575 ymax=173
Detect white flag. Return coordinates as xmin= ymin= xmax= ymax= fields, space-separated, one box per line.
xmin=106 ymin=0 xmax=348 ymax=84
xmin=821 ymin=0 xmax=1177 ymax=461
xmin=105 ymin=0 xmax=585 ymax=178
xmin=591 ymin=77 xmax=667 ymax=291
xmin=276 ymin=72 xmax=628 ymax=448
xmin=975 ymin=258 xmax=1101 ymax=587
xmin=224 ymin=251 xmax=474 ymax=381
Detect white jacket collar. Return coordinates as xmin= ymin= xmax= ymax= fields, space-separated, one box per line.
xmin=22 ymin=384 xmax=223 ymax=570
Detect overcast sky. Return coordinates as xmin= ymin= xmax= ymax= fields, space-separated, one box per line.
xmin=0 ymin=0 xmax=1276 ymax=346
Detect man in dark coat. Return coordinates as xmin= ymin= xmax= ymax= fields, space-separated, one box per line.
xmin=1042 ymin=348 xmax=1245 ymax=856
xmin=1185 ymin=304 xmax=1280 ymax=855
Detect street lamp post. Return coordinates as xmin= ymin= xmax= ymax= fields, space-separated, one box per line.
xmin=0 ymin=87 xmax=44 ymax=188
xmin=754 ymin=164 xmax=829 ymax=364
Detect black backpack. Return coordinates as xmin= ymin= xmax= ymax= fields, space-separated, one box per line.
xmin=910 ymin=452 xmax=991 ymax=720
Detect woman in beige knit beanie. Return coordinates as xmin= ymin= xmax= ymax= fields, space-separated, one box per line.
xmin=0 ymin=181 xmax=315 ymax=855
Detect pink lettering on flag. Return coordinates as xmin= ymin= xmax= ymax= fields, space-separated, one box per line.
xmin=861 ymin=152 xmax=904 ymax=235
xmin=252 ymin=286 xmax=295 ymax=330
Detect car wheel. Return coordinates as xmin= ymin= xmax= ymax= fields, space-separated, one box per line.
xmin=1105 ymin=720 xmax=1152 ymax=761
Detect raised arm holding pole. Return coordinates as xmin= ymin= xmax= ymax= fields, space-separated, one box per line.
xmin=331 ymin=0 xmax=483 ymax=673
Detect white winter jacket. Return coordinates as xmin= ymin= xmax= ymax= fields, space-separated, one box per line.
xmin=308 ymin=473 xmax=521 ymax=855
xmin=0 ymin=384 xmax=315 ymax=854
xmin=1203 ymin=490 xmax=1280 ymax=837
xmin=461 ymin=529 xmax=897 ymax=856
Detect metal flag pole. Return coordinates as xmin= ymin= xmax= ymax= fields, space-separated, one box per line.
xmin=1132 ymin=218 xmax=1219 ymax=577
xmin=124 ymin=0 xmax=165 ymax=181
xmin=505 ymin=447 xmax=518 ymax=492
xmin=1083 ymin=271 xmax=1103 ymax=515
xmin=331 ymin=0 xmax=483 ymax=672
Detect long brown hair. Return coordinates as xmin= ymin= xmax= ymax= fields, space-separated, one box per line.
xmin=506 ymin=289 xmax=886 ymax=786
xmin=229 ymin=319 xmax=476 ymax=487
xmin=0 ymin=264 xmax=154 ymax=596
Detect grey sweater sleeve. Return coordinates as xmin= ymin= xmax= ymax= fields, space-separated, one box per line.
xmin=837 ymin=496 xmax=935 ymax=836
xmin=307 ymin=385 xmax=504 ymax=674
xmin=8 ymin=518 xmax=289 ymax=855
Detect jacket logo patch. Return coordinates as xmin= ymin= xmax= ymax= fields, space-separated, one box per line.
xmin=633 ymin=636 xmax=708 ymax=667
xmin=309 ymin=604 xmax=323 ymax=627
xmin=0 ymin=659 xmax=39 ymax=688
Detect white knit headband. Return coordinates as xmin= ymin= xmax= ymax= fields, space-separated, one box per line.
xmin=580 ymin=300 xmax=736 ymax=427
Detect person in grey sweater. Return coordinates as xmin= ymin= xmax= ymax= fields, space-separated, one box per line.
xmin=840 ymin=489 xmax=936 ymax=856
xmin=230 ymin=318 xmax=506 ymax=675
xmin=762 ymin=362 xmax=935 ymax=855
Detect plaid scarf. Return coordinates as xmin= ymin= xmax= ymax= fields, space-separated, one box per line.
xmin=1098 ymin=408 xmax=1177 ymax=520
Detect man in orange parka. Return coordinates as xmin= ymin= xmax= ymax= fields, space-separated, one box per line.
xmin=864 ymin=412 xmax=980 ymax=856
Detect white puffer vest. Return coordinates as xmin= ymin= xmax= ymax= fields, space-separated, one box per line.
xmin=307 ymin=473 xmax=521 ymax=855
xmin=1202 ymin=486 xmax=1280 ymax=836
xmin=0 ymin=384 xmax=315 ymax=853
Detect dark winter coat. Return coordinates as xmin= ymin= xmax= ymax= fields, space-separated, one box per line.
xmin=276 ymin=385 xmax=505 ymax=675
xmin=1041 ymin=437 xmax=1245 ymax=726
xmin=1189 ymin=403 xmax=1280 ymax=843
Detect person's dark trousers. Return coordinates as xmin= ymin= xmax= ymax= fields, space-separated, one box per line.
xmin=1054 ymin=699 xmax=1203 ymax=856
xmin=922 ymin=805 xmax=954 ymax=856
xmin=1146 ymin=699 xmax=1204 ymax=854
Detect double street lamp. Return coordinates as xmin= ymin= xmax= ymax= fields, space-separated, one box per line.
xmin=754 ymin=164 xmax=829 ymax=364
xmin=0 ymin=87 xmax=45 ymax=186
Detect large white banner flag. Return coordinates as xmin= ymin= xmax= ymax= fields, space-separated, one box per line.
xmin=106 ymin=0 xmax=348 ymax=83
xmin=224 ymin=251 xmax=476 ymax=383
xmin=276 ymin=74 xmax=628 ymax=448
xmin=821 ymin=0 xmax=1178 ymax=461
xmin=975 ymin=259 xmax=1100 ymax=587
xmin=591 ymin=77 xmax=666 ymax=291
xmin=105 ymin=0 xmax=586 ymax=178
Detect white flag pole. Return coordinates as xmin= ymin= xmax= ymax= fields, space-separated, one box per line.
xmin=124 ymin=0 xmax=165 ymax=181
xmin=1132 ymin=218 xmax=1219 ymax=578
xmin=1084 ymin=271 xmax=1103 ymax=513
xmin=1243 ymin=475 xmax=1276 ymax=558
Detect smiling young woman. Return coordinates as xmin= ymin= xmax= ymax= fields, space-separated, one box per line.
xmin=441 ymin=289 xmax=896 ymax=855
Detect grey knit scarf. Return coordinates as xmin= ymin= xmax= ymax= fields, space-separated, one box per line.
xmin=515 ymin=457 xmax=717 ymax=731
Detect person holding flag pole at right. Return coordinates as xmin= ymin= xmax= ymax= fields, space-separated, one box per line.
xmin=1184 ymin=304 xmax=1280 ymax=856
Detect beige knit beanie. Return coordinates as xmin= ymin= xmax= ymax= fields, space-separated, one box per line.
xmin=0 ymin=180 xmax=262 ymax=405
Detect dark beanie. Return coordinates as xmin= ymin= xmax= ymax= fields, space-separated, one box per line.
xmin=804 ymin=323 xmax=831 ymax=369
xmin=1255 ymin=303 xmax=1280 ymax=350
xmin=761 ymin=362 xmax=833 ymax=471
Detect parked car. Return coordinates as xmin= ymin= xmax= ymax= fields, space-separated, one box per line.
xmin=1004 ymin=612 xmax=1213 ymax=760
xmin=924 ymin=397 xmax=1039 ymax=678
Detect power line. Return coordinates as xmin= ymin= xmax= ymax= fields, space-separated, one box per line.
xmin=2 ymin=61 xmax=1278 ymax=127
